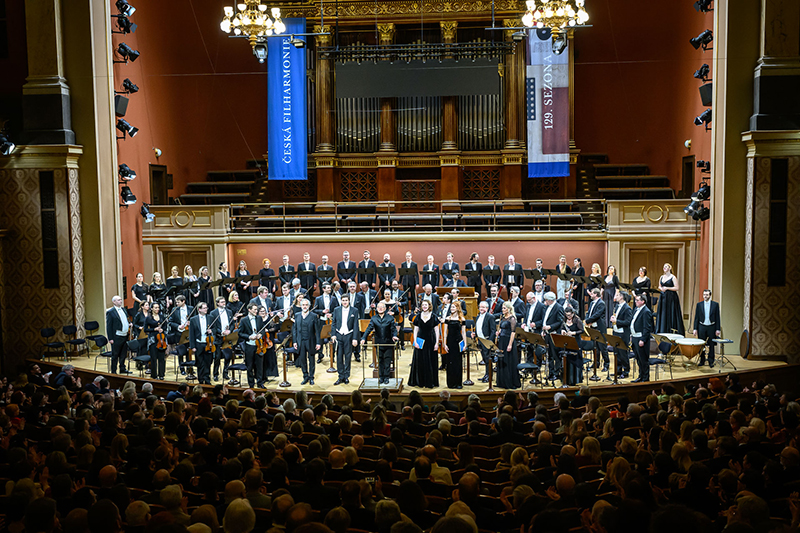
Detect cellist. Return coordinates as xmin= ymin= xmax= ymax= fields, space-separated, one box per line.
xmin=238 ymin=303 xmax=263 ymax=388
xmin=210 ymin=296 xmax=234 ymax=384
xmin=145 ymin=302 xmax=167 ymax=380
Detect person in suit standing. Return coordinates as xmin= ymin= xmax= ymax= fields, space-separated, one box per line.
xmin=361 ymin=301 xmax=400 ymax=385
xmin=693 ymin=289 xmax=721 ymax=367
xmin=297 ymin=252 xmax=317 ymax=298
xmin=249 ymin=286 xmax=272 ymax=312
xmin=358 ymin=250 xmax=377 ymax=289
xmin=483 ymin=255 xmax=501 ymax=290
xmin=472 ymin=301 xmax=497 ymax=383
xmin=421 ymin=255 xmax=439 ymax=289
xmin=359 ymin=281 xmax=378 ymax=317
xmin=337 ymin=251 xmax=356 ymax=286
xmin=378 ymin=253 xmax=396 ymax=289
xmin=503 ymin=255 xmax=524 ymax=299
xmin=313 ymin=282 xmax=339 ymax=365
xmin=572 ymin=258 xmax=586 ymax=318
xmin=585 ymin=288 xmax=608 ymax=372
xmin=630 ymin=294 xmax=654 ymax=382
xmin=106 ymin=295 xmax=131 ymax=375
xmin=441 ymin=252 xmax=459 ymax=286
xmin=610 ymin=291 xmax=633 ymax=379
xmin=332 ymin=293 xmax=360 ymax=385
xmin=523 ymin=292 xmax=544 ymax=334
xmin=486 ymin=284 xmax=504 ymax=319
xmin=189 ymin=302 xmax=213 ymax=384
xmin=541 ymin=292 xmax=565 ymax=381
xmin=317 ymin=255 xmax=335 ymax=290
xmin=278 ymin=255 xmax=295 ymax=290
xmin=417 ymin=284 xmax=440 ymax=315
xmin=210 ymin=296 xmax=234 ymax=383
xmin=400 ymin=252 xmax=419 ymax=297
xmin=466 ymin=252 xmax=483 ymax=298
xmin=293 ymin=299 xmax=322 ymax=385
xmin=508 ymin=287 xmax=527 ymax=322
xmin=168 ymin=295 xmax=194 ymax=373
xmin=238 ymin=303 xmax=263 ymax=388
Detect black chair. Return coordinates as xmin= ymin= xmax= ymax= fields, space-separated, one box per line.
xmin=128 ymin=339 xmax=151 ymax=377
xmin=93 ymin=336 xmax=113 ymax=371
xmin=41 ymin=328 xmax=65 ymax=360
xmin=85 ymin=321 xmax=104 ymax=350
xmin=63 ymin=325 xmax=87 ymax=358
xmin=229 ymin=362 xmax=248 ymax=385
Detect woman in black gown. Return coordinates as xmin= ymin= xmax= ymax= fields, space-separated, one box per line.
xmin=656 ymin=263 xmax=685 ymax=335
xmin=572 ymin=258 xmax=586 ymax=319
xmin=146 ymin=303 xmax=167 ymax=380
xmin=150 ymin=272 xmax=166 ymax=310
xmin=184 ymin=265 xmax=200 ymax=306
xmin=132 ymin=301 xmax=150 ymax=362
xmin=236 ymin=260 xmax=252 ymax=304
xmin=561 ymin=308 xmax=592 ymax=386
xmin=602 ymin=265 xmax=619 ymax=326
xmin=165 ymin=266 xmax=183 ymax=309
xmin=218 ymin=262 xmax=233 ymax=300
xmin=632 ymin=266 xmax=652 ymax=310
xmin=131 ymin=273 xmax=148 ymax=315
xmin=227 ymin=292 xmax=245 ymax=324
xmin=197 ymin=266 xmax=213 ymax=305
xmin=496 ymin=301 xmax=521 ymax=389
xmin=444 ymin=303 xmax=467 ymax=389
xmin=259 ymin=258 xmax=277 ymax=298
xmin=408 ymin=300 xmax=439 ymax=388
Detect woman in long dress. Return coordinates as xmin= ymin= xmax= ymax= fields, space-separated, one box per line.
xmin=150 ymin=272 xmax=166 ymax=311
xmin=602 ymin=265 xmax=619 ymax=326
xmin=218 ymin=262 xmax=233 ymax=300
xmin=236 ymin=260 xmax=252 ymax=304
xmin=259 ymin=306 xmax=279 ymax=379
xmin=131 ymin=273 xmax=148 ymax=315
xmin=656 ymin=263 xmax=685 ymax=335
xmin=572 ymin=258 xmax=586 ymax=319
xmin=495 ymin=301 xmax=521 ymax=390
xmin=408 ymin=300 xmax=439 ymax=388
xmin=197 ymin=266 xmax=213 ymax=305
xmin=555 ymin=255 xmax=572 ymax=300
xmin=561 ymin=307 xmax=592 ymax=386
xmin=632 ymin=266 xmax=652 ymax=310
xmin=146 ymin=302 xmax=167 ymax=380
xmin=184 ymin=265 xmax=200 ymax=306
xmin=259 ymin=258 xmax=277 ymax=298
xmin=443 ymin=303 xmax=467 ymax=389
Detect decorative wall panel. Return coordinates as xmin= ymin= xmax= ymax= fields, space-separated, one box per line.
xmin=340 ymin=171 xmax=378 ymax=202
xmin=282 ymin=174 xmax=317 ymax=200
xmin=463 ymin=169 xmax=500 ymax=200
xmin=400 ymin=181 xmax=436 ymax=210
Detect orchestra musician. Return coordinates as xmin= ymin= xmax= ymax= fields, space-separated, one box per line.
xmin=555 ymin=255 xmax=572 ymax=300
xmin=106 ymin=295 xmax=131 ymax=375
xmin=610 ymin=291 xmax=633 ymax=379
xmin=483 ymin=255 xmax=501 ymax=289
xmin=630 ymin=294 xmax=654 ymax=382
xmin=149 ymin=272 xmax=166 ymax=308
xmin=197 ymin=266 xmax=213 ymax=305
xmin=168 ymin=295 xmax=193 ymax=374
xmin=486 ymin=284 xmax=504 ymax=319
xmin=331 ymin=293 xmax=360 ymax=385
xmin=533 ymin=258 xmax=546 ymax=281
xmin=292 ymin=298 xmax=322 ymax=386
xmin=585 ymin=288 xmax=609 ymax=372
xmin=359 ymin=281 xmax=378 ymax=317
xmin=236 ymin=260 xmax=251 ymax=304
xmin=572 ymin=258 xmax=586 ymax=318
xmin=132 ymin=301 xmax=150 ymax=362
xmin=165 ymin=266 xmax=183 ymax=307
xmin=313 ymin=282 xmax=339 ymax=364
xmin=238 ymin=303 xmax=263 ymax=388
xmin=540 ymin=292 xmax=565 ymax=382
xmin=145 ymin=302 xmax=167 ymax=380
xmin=378 ymin=254 xmax=396 ymax=289
xmin=421 ymin=255 xmax=439 ymax=289
xmin=188 ymin=301 xmax=213 ymax=384
xmin=131 ymin=273 xmax=148 ymax=315
xmin=358 ymin=250 xmax=377 ymax=289
xmin=278 ymin=255 xmax=295 ymax=289
xmin=400 ymin=252 xmax=419 ymax=297
xmin=472 ymin=301 xmax=496 ymax=383
xmin=259 ymin=258 xmax=276 ymax=297
xmin=449 ymin=288 xmax=468 ymax=316
xmin=250 ymin=286 xmax=273 ymax=312
xmin=558 ymin=287 xmax=579 ymax=314
xmin=289 ymin=278 xmax=307 ymax=303
xmin=297 ymin=252 xmax=317 ymax=298
xmin=361 ymin=301 xmax=400 ymax=385
xmin=331 ymin=280 xmax=343 ymax=306
xmin=275 ymin=284 xmax=294 ymax=319
xmin=466 ymin=252 xmax=483 ymax=298
xmin=561 ymin=307 xmax=591 ymax=385
xmin=318 ymin=255 xmax=334 ymax=287
xmin=441 ymin=252 xmax=458 ymax=286
xmin=210 ymin=296 xmax=234 ymax=383
xmin=522 ymin=291 xmax=545 ymax=369
xmin=218 ymin=262 xmax=233 ymax=300
xmin=503 ymin=255 xmax=523 ymax=299
xmin=258 ymin=306 xmax=278 ymax=384
xmin=533 ymin=280 xmax=546 ymax=303
xmin=416 ymin=284 xmax=440 ymax=315
xmin=445 ymin=270 xmax=467 ymax=288
xmin=227 ymin=291 xmax=245 ymax=324
xmin=337 ymin=250 xmax=356 ymax=286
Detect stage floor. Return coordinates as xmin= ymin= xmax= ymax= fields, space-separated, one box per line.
xmin=67 ymin=344 xmax=784 ymax=395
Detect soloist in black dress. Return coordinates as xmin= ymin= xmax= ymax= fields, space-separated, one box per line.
xmin=496 ymin=316 xmax=521 ymax=389
xmin=408 ymin=314 xmax=438 ymax=388
xmin=655 ymin=276 xmax=685 ymax=335
xmin=445 ymin=319 xmax=465 ymax=389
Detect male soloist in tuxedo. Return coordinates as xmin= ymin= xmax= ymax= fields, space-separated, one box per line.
xmin=441 ymin=253 xmax=459 ymax=286
xmin=585 ymin=288 xmax=609 ymax=371
xmin=332 ymin=293 xmax=360 ymax=385
xmin=210 ymin=296 xmax=235 ymax=383
xmin=337 ymin=250 xmax=356 ymax=286
xmin=630 ymin=294 xmax=654 ymax=382
xmin=313 ymin=282 xmax=340 ymax=364
xmin=472 ymin=301 xmax=497 ymax=382
xmin=358 ymin=251 xmax=377 ymax=289
xmin=105 ymin=295 xmax=131 ymax=375
xmin=503 ymin=255 xmax=524 ymax=299
xmin=238 ymin=303 xmax=264 ymax=388
xmin=540 ymin=293 xmax=565 ymax=380
xmin=297 ymin=253 xmax=317 ymax=298
xmin=421 ymin=256 xmax=439 ymax=288
xmin=189 ymin=302 xmax=213 ymax=384
xmin=466 ymin=252 xmax=483 ymax=298
xmin=610 ymin=291 xmax=633 ymax=379
xmin=168 ymin=295 xmax=194 ymax=370
xmin=693 ymin=289 xmax=721 ymax=367
xmin=293 ymin=299 xmax=322 ymax=385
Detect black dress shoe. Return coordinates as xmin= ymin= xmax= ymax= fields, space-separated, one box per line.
xmin=317 ymin=357 xmax=324 ymax=363
xmin=334 ymin=379 xmax=343 ymax=385
xmin=709 ymin=362 xmax=715 ymax=368
xmin=456 ymin=385 xmax=463 ymax=389
xmin=602 ymin=366 xmax=609 ymax=372
xmin=309 ymin=379 xmax=315 ymax=385
xmin=181 ymin=369 xmax=186 ymax=375
xmin=257 ymin=383 xmax=264 ymax=388
xmin=345 ymin=378 xmax=350 ymax=384
xmin=301 ymin=378 xmax=309 ymax=385
xmin=479 ymin=360 xmax=486 ymax=366
xmin=697 ymin=361 xmax=705 ymax=367
xmin=354 ymin=357 xmax=361 ymax=362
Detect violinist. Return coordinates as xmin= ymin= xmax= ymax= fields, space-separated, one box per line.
xmin=381 ymin=288 xmax=401 ymax=318
xmin=227 ymin=291 xmax=245 ymax=325
xmin=238 ymin=303 xmax=264 ymax=388
xmin=169 ymin=295 xmax=193 ymax=374
xmin=132 ymin=301 xmax=150 ymax=362
xmin=250 ymin=286 xmax=273 ymax=312
xmin=210 ymin=296 xmax=234 ymax=384
xmin=313 ymin=282 xmax=338 ymax=320
xmin=359 ymin=281 xmax=378 ymax=318
xmin=259 ymin=305 xmax=280 ymax=383
xmin=145 ymin=302 xmax=167 ymax=380
xmin=189 ymin=301 xmax=213 ymax=384
xmin=275 ymin=284 xmax=294 ymax=319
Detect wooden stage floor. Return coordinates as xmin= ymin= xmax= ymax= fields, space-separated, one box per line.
xmin=63 ymin=345 xmax=784 ymax=396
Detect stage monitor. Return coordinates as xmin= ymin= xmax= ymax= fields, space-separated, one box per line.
xmin=335 ymin=58 xmax=501 ymax=98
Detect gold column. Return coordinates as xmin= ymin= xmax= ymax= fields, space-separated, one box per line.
xmin=314 ymin=25 xmax=334 ymax=153
xmin=377 ymin=24 xmax=397 ymax=152
xmin=500 ymin=19 xmax=524 ymax=204
xmin=440 ymin=21 xmax=458 ymax=151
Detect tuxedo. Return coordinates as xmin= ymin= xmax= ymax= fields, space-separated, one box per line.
xmin=611 ymin=302 xmax=633 ymax=375
xmin=337 ymin=260 xmax=356 ymax=285
xmin=523 ymin=300 xmax=545 ymax=333
xmin=105 ymin=305 xmax=130 ymax=374
xmin=313 ymin=293 xmax=339 ymax=317
xmin=485 ymin=296 xmax=505 ymax=319
xmin=444 ymin=279 xmax=467 ymax=288
xmin=473 ymin=310 xmax=497 ymax=369
xmin=558 ymin=297 xmax=579 ymax=312
xmin=694 ymin=299 xmax=721 ymax=365
xmin=421 ymin=264 xmax=439 ymax=288
xmin=332 ymin=305 xmax=360 ymax=381
xmin=297 ymin=262 xmax=317 ymax=295
xmin=509 ymin=297 xmax=526 ymax=322
xmin=377 ymin=262 xmax=396 ymax=288
xmin=248 ymin=295 xmax=273 ymax=312
xmin=585 ymin=298 xmax=608 ymax=366
xmin=483 ymin=264 xmax=501 ymax=288
xmin=630 ymin=304 xmax=653 ymax=381
xmin=358 ymin=259 xmax=377 ymax=287
xmin=400 ymin=261 xmax=419 ymax=292
xmin=275 ymin=295 xmax=295 ymax=318
xmin=292 ymin=311 xmax=322 ymax=382
xmin=466 ymin=261 xmax=483 ymax=296
xmin=278 ymin=264 xmax=295 ymax=286
xmin=189 ymin=314 xmax=213 ymax=383
xmin=441 ymin=261 xmax=459 ymax=284
xmin=417 ymin=292 xmax=440 ymax=315
xmin=316 ymin=264 xmax=334 ymax=286
xmin=209 ymin=307 xmax=234 ymax=381
xmin=238 ymin=313 xmax=264 ymax=387
xmin=503 ymin=264 xmax=524 ymax=298
xmin=541 ymin=302 xmax=566 ymax=377
xmin=168 ymin=304 xmax=193 ymax=345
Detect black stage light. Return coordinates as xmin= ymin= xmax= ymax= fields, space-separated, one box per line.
xmin=116 ymin=0 xmax=136 ymax=17
xmin=122 ymin=78 xmax=139 ymax=93
xmin=694 ymin=63 xmax=709 ymax=80
xmin=120 ymin=186 xmax=137 ymax=205
xmin=695 ymin=206 xmax=710 ymax=221
xmin=692 ymin=182 xmax=711 ymax=201
xmin=116 ymin=118 xmax=139 ymax=138
xmin=0 ymin=132 xmax=15 ymax=156
xmin=117 ymin=42 xmax=140 ymax=62
xmin=696 ymin=160 xmax=711 ymax=173
xmin=115 ymin=15 xmax=137 ymax=34
xmin=694 ymin=109 xmax=712 ymax=127
xmin=693 ymin=0 xmax=712 ymax=13
xmin=684 ymin=199 xmax=700 ymax=217
xmin=253 ymin=43 xmax=267 ymax=63
xmin=552 ymin=32 xmax=567 ymax=55
xmin=140 ymin=203 xmax=155 ymax=223
xmin=119 ymin=163 xmax=136 ymax=180
xmin=690 ymin=29 xmax=713 ymax=50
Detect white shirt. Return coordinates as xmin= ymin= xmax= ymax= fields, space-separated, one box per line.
xmin=179 ymin=306 xmax=188 ymax=324
xmin=476 ymin=313 xmax=487 ymax=339
xmin=613 ymin=303 xmax=623 ymax=333
xmin=198 ymin=315 xmax=208 ymax=343
xmin=534 ymin=291 xmax=544 ymax=303
xmin=115 ymin=306 xmax=129 ymax=336
xmin=471 ymin=262 xmax=478 ymax=270
xmin=338 ymin=306 xmax=352 ymax=335
xmin=587 ymin=300 xmax=598 ymax=326
xmin=247 ymin=316 xmax=258 ymax=345
xmin=219 ymin=309 xmax=229 ymax=331
xmin=702 ymin=301 xmax=712 ymax=325
xmin=542 ymin=304 xmax=553 ymax=329
xmin=526 ymin=302 xmax=538 ymax=326
xmin=631 ymin=306 xmax=643 ymax=337
xmin=507 ymin=265 xmax=515 ymax=284
xmin=282 ymin=297 xmax=291 ymax=313
xmin=324 ymin=294 xmax=331 ymax=310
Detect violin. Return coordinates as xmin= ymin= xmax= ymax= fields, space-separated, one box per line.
xmin=255 ymin=311 xmax=281 ymax=355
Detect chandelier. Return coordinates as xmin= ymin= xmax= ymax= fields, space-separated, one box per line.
xmin=521 ymin=0 xmax=589 ymax=30
xmin=220 ymin=1 xmax=286 ymax=49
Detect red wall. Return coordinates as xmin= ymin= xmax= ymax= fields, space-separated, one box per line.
xmin=113 ymin=0 xmax=268 ymax=299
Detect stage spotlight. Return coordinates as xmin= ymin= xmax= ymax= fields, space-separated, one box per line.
xmin=118 ymin=163 xmax=136 ymax=181
xmin=695 ymin=206 xmax=710 ymax=221
xmin=694 ymin=63 xmax=709 ymax=80
xmin=694 ymin=109 xmax=712 ymax=127
xmin=690 ymin=29 xmax=713 ymax=50
xmin=140 ymin=203 xmax=155 ymax=223
xmin=115 ymin=0 xmax=136 ymax=17
xmin=696 ymin=160 xmax=711 ymax=173
xmin=684 ymin=199 xmax=700 ymax=217
xmin=693 ymin=0 xmax=712 ymax=12
xmin=117 ymin=42 xmax=140 ymax=62
xmin=552 ymin=32 xmax=567 ymax=55
xmin=120 ymin=186 xmax=137 ymax=206
xmin=289 ymin=36 xmax=306 ymax=48
xmin=116 ymin=118 xmax=139 ymax=138
xmin=122 ymin=78 xmax=139 ymax=93
xmin=0 ymin=132 xmax=15 ymax=156
xmin=692 ymin=182 xmax=711 ymax=201
xmin=115 ymin=15 xmax=137 ymax=34
xmin=253 ymin=43 xmax=268 ymax=63
xmin=511 ymin=31 xmax=526 ymax=42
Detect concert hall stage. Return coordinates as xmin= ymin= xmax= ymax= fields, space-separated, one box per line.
xmin=36 ymin=347 xmax=792 ymax=407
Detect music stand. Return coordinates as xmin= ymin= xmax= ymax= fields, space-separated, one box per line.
xmin=523 ymin=268 xmax=542 ymax=281
xmin=338 ymin=267 xmax=356 ymax=284
xmin=585 ymin=327 xmax=607 ymax=382
xmin=550 ymin=333 xmax=579 ymax=388
xmin=483 ymin=266 xmax=501 ymax=285
xmin=463 ymin=337 xmax=480 ymax=386
xmin=477 ymin=337 xmax=501 ymax=392
xmin=317 ymin=269 xmax=335 ymax=281
xmin=517 ymin=329 xmax=548 ymax=386
xmin=276 ymin=333 xmax=292 ymax=387
xmin=604 ymin=334 xmax=627 ymax=384
xmin=320 ymin=324 xmax=336 ymax=374
xmin=376 ymin=266 xmax=395 ymax=286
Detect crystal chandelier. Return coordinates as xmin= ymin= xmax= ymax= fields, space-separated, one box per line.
xmin=220 ymin=1 xmax=286 ymax=50
xmin=521 ymin=0 xmax=589 ymax=30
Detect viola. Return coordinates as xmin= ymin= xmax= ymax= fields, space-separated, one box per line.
xmin=156 ymin=331 xmax=168 ymax=350
xmin=206 ymin=332 xmax=216 ymax=353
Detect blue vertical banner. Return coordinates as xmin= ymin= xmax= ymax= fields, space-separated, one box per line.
xmin=526 ymin=30 xmax=570 ymax=178
xmin=268 ymin=18 xmax=307 ymax=180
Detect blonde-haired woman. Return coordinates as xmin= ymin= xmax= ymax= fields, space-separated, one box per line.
xmin=443 ymin=299 xmax=468 ymax=389
xmin=555 ymin=255 xmax=572 ymax=299
xmin=236 ymin=260 xmax=251 ymax=304
xmin=587 ymin=262 xmax=602 ymax=298
xmin=603 ymin=265 xmax=619 ymax=325
xmin=656 ymin=262 xmax=685 ymax=335
xmin=495 ymin=301 xmax=521 ymax=389
xmin=184 ymin=265 xmax=200 ymax=306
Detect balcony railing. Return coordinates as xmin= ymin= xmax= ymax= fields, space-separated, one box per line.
xmin=229 ymin=199 xmax=606 ymax=234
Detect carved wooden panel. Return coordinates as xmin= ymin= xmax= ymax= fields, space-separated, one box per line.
xmin=340 ymin=171 xmax=378 ymax=202
xmin=281 ymin=174 xmax=317 ymax=200
xmin=400 ymin=180 xmax=437 ymax=211
xmin=463 ymin=169 xmax=500 ymax=200
xmin=525 ymin=176 xmax=561 ymax=198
